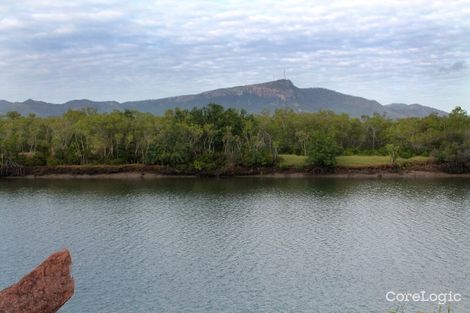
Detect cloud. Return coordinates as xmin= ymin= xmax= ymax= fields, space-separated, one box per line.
xmin=439 ymin=61 xmax=467 ymax=73
xmin=0 ymin=0 xmax=468 ymax=111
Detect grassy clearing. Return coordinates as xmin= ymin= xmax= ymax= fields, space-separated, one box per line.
xmin=278 ymin=154 xmax=430 ymax=168
xmin=336 ymin=155 xmax=430 ymax=167
xmin=337 ymin=155 xmax=393 ymax=167
xmin=278 ymin=154 xmax=308 ymax=168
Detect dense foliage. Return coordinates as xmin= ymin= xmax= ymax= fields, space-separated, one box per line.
xmin=0 ymin=104 xmax=469 ymax=171
xmin=306 ymin=131 xmax=338 ymax=168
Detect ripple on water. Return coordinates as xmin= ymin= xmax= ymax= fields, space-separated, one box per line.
xmin=0 ymin=178 xmax=469 ymax=313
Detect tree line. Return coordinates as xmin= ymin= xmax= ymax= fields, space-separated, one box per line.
xmin=0 ymin=104 xmax=468 ymax=171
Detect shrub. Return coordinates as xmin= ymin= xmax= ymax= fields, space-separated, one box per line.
xmin=306 ymin=131 xmax=339 ymax=168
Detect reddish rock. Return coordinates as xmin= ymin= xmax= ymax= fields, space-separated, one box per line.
xmin=0 ymin=249 xmax=74 ymax=313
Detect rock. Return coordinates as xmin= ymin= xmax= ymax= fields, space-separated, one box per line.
xmin=0 ymin=249 xmax=74 ymax=313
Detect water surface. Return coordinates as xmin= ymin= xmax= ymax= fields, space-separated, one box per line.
xmin=0 ymin=178 xmax=469 ymax=313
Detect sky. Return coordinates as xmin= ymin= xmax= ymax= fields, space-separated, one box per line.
xmin=0 ymin=0 xmax=469 ymax=111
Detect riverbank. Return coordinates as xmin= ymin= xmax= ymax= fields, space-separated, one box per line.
xmin=2 ymin=163 xmax=470 ymax=179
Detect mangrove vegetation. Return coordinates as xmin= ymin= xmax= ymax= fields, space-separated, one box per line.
xmin=0 ymin=104 xmax=469 ymax=173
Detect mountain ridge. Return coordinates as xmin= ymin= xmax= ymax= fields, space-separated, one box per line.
xmin=0 ymin=80 xmax=447 ymax=118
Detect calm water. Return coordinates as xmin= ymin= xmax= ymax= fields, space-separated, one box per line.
xmin=0 ymin=178 xmax=469 ymax=313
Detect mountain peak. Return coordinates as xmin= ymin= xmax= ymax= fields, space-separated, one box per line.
xmin=23 ymin=99 xmax=49 ymax=105
xmin=257 ymin=79 xmax=296 ymax=89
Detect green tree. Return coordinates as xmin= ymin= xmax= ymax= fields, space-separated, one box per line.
xmin=306 ymin=131 xmax=339 ymax=168
xmin=385 ymin=144 xmax=400 ymax=165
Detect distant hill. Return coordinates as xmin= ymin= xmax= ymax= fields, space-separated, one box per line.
xmin=0 ymin=80 xmax=448 ymax=118
xmin=383 ymin=103 xmax=447 ymax=118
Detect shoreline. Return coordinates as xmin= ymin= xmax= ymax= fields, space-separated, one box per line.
xmin=2 ymin=164 xmax=470 ymax=179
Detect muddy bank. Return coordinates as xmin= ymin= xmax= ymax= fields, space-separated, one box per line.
xmin=2 ymin=163 xmax=470 ymax=179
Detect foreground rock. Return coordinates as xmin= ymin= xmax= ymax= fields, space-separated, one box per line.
xmin=0 ymin=249 xmax=74 ymax=313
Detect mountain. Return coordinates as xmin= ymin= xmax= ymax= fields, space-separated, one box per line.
xmin=0 ymin=99 xmax=64 ymax=116
xmin=383 ymin=103 xmax=447 ymax=118
xmin=0 ymin=80 xmax=448 ymax=118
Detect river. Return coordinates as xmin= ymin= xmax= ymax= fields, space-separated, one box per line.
xmin=0 ymin=178 xmax=469 ymax=313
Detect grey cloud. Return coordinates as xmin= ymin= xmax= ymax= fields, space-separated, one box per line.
xmin=439 ymin=61 xmax=467 ymax=73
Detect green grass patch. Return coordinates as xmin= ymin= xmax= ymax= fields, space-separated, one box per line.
xmin=278 ymin=154 xmax=430 ymax=168
xmin=336 ymin=155 xmax=392 ymax=167
xmin=402 ymin=155 xmax=430 ymax=163
xmin=278 ymin=154 xmax=307 ymax=168
xmin=337 ymin=155 xmax=430 ymax=167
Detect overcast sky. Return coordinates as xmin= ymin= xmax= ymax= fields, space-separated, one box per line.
xmin=0 ymin=0 xmax=469 ymax=111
